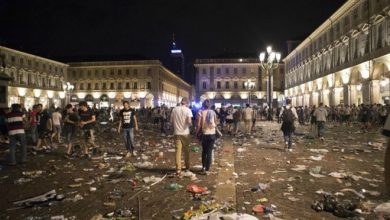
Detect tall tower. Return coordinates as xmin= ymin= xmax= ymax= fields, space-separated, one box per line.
xmin=170 ymin=33 xmax=185 ymax=79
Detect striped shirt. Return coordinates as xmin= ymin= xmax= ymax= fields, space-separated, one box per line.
xmin=6 ymin=111 xmax=25 ymax=135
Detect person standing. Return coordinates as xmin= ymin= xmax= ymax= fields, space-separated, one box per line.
xmin=6 ymin=104 xmax=27 ymax=165
xmin=242 ymin=104 xmax=253 ymax=134
xmin=225 ymin=106 xmax=234 ymax=134
xmin=36 ymin=104 xmax=52 ymax=150
xmin=29 ymin=105 xmax=38 ymax=145
xmin=314 ymin=103 xmax=328 ymax=141
xmin=51 ymin=108 xmax=62 ymax=144
xmin=63 ymin=104 xmax=79 ymax=158
xmin=170 ymin=97 xmax=193 ymax=176
xmin=78 ymin=101 xmax=97 ymax=158
xmin=280 ymin=100 xmax=298 ymax=151
xmin=118 ymin=101 xmax=139 ymax=157
xmin=196 ymin=99 xmax=217 ymax=175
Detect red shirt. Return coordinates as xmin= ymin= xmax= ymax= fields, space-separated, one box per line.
xmin=30 ymin=111 xmax=37 ymax=125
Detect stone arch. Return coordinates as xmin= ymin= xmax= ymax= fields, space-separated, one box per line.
xmin=350 ymin=69 xmax=361 ymax=85
xmin=85 ymin=94 xmax=94 ymax=102
xmin=372 ymin=62 xmax=386 ymax=80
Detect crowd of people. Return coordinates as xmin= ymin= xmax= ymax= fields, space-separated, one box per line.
xmin=0 ymin=100 xmax=389 ymax=179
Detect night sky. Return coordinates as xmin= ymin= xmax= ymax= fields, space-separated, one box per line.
xmin=0 ymin=0 xmax=346 ymax=65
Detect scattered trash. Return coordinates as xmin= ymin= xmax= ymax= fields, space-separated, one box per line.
xmin=22 ymin=170 xmax=44 ymax=178
xmin=309 ymin=155 xmax=324 ymax=161
xmin=133 ymin=161 xmax=153 ymax=168
xmin=237 ymin=148 xmax=247 ymax=153
xmin=14 ymin=178 xmax=32 ymax=185
xmin=119 ymin=163 xmax=136 ymax=172
xmin=143 ymin=176 xmax=163 ymax=184
xmin=252 ymin=204 xmax=265 ymax=213
xmin=192 ymin=146 xmax=200 ymax=152
xmin=251 ymin=183 xmax=269 ymax=192
xmin=291 ymin=165 xmax=307 ymax=172
xmin=165 ymin=183 xmax=183 ymax=190
xmin=311 ymin=194 xmax=360 ymax=218
xmin=187 ymin=184 xmax=207 ymax=194
xmin=11 ymin=190 xmax=65 ymax=209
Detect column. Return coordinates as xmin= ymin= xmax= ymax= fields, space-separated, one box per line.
xmin=362 ymin=80 xmax=371 ymax=104
xmin=371 ymin=80 xmax=380 ymax=104
xmin=343 ymin=85 xmax=350 ymax=106
xmin=350 ymin=85 xmax=357 ymax=105
xmin=333 ymin=88 xmax=341 ymax=106
xmin=323 ymin=90 xmax=330 ymax=106
xmin=329 ymin=88 xmax=335 ymax=106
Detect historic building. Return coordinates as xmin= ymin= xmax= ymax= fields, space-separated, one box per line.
xmin=284 ymin=0 xmax=390 ymax=107
xmin=194 ymin=58 xmax=284 ymax=107
xmin=67 ymin=60 xmax=192 ymax=108
xmin=0 ymin=46 xmax=68 ymax=110
xmin=170 ymin=36 xmax=185 ymax=80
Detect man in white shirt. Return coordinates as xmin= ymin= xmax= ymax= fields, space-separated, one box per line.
xmin=242 ymin=104 xmax=253 ymax=134
xmin=51 ymin=108 xmax=62 ymax=143
xmin=170 ymin=97 xmax=193 ymax=176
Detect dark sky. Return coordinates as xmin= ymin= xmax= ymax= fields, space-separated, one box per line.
xmin=0 ymin=0 xmax=346 ymax=65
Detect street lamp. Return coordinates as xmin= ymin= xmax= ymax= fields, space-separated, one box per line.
xmin=259 ymin=46 xmax=281 ymax=113
xmin=63 ymin=82 xmax=74 ymax=105
xmin=244 ymin=79 xmax=255 ymax=106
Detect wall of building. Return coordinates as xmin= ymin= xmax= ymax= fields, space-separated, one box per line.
xmin=194 ymin=58 xmax=284 ymax=107
xmin=0 ymin=46 xmax=68 ymax=110
xmin=68 ymin=60 xmax=192 ymax=108
xmin=284 ymin=0 xmax=390 ymax=106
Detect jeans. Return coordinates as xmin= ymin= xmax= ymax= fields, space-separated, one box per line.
xmin=283 ymin=132 xmax=292 ymax=149
xmin=202 ymin=134 xmax=215 ymax=171
xmin=9 ymin=133 xmax=27 ymax=164
xmin=317 ymin=121 xmax=325 ymax=137
xmin=123 ymin=128 xmax=135 ymax=152
xmin=175 ymin=135 xmax=191 ymax=171
xmin=31 ymin=124 xmax=38 ymax=143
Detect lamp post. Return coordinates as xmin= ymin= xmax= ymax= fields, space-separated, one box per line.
xmin=259 ymin=46 xmax=281 ymax=114
xmin=63 ymin=82 xmax=74 ymax=105
xmin=244 ymin=79 xmax=255 ymax=106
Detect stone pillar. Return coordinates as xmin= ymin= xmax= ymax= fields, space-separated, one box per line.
xmin=329 ymin=88 xmax=335 ymax=106
xmin=309 ymin=93 xmax=313 ymax=106
xmin=343 ymin=85 xmax=350 ymax=106
xmin=362 ymin=80 xmax=371 ymax=104
xmin=323 ymin=91 xmax=330 ymax=107
xmin=334 ymin=89 xmax=341 ymax=106
xmin=350 ymin=85 xmax=357 ymax=106
xmin=371 ymin=80 xmax=380 ymax=104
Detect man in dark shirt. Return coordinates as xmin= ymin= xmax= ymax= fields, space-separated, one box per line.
xmin=35 ymin=104 xmax=52 ymax=151
xmin=78 ymin=101 xmax=97 ymax=158
xmin=118 ymin=101 xmax=138 ymax=157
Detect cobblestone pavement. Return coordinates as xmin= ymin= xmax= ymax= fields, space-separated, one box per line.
xmin=0 ymin=121 xmax=389 ymax=219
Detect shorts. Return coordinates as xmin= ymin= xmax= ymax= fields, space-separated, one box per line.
xmin=226 ymin=119 xmax=233 ymax=124
xmin=64 ymin=126 xmax=75 ymax=144
xmin=80 ymin=129 xmax=95 ymax=146
xmin=38 ymin=128 xmax=51 ymax=139
xmin=53 ymin=125 xmax=62 ymax=134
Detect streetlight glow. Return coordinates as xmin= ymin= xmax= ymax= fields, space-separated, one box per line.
xmin=266 ymin=46 xmax=272 ymax=54
xmin=259 ymin=52 xmax=265 ymax=62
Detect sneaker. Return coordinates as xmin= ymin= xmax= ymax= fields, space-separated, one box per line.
xmin=125 ymin=152 xmax=132 ymax=158
xmin=176 ymin=171 xmax=183 ymax=178
xmin=132 ymin=151 xmax=137 ymax=157
xmin=320 ymin=137 xmax=324 ymax=141
xmin=200 ymin=169 xmax=207 ymax=175
xmin=287 ymin=148 xmax=293 ymax=152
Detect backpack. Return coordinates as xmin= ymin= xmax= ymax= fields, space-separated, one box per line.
xmin=282 ymin=107 xmax=294 ymax=123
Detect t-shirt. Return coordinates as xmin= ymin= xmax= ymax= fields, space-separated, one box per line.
xmin=226 ymin=109 xmax=234 ymax=120
xmin=64 ymin=112 xmax=79 ymax=128
xmin=6 ymin=111 xmax=25 ymax=135
xmin=170 ymin=105 xmax=193 ymax=135
xmin=79 ymin=108 xmax=95 ymax=130
xmin=243 ymin=107 xmax=253 ymax=120
xmin=37 ymin=110 xmax=50 ymax=130
xmin=52 ymin=112 xmax=62 ymax=125
xmin=119 ymin=108 xmax=135 ymax=129
xmin=30 ymin=111 xmax=37 ymax=125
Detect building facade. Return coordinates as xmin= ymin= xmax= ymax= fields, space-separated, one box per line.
xmin=68 ymin=60 xmax=192 ymax=108
xmin=284 ymin=0 xmax=390 ymax=107
xmin=194 ymin=58 xmax=284 ymax=107
xmin=0 ymin=46 xmax=68 ymax=110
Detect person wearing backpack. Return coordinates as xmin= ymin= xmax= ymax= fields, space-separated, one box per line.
xmin=314 ymin=103 xmax=328 ymax=141
xmin=279 ymin=99 xmax=298 ymax=152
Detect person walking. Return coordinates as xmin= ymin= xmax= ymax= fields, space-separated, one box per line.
xmin=314 ymin=103 xmax=328 ymax=141
xmin=6 ymin=104 xmax=27 ymax=165
xmin=280 ymin=99 xmax=298 ymax=152
xmin=242 ymin=104 xmax=253 ymax=134
xmin=196 ymin=99 xmax=217 ymax=175
xmin=35 ymin=104 xmax=52 ymax=151
xmin=29 ymin=105 xmax=38 ymax=145
xmin=170 ymin=97 xmax=193 ymax=176
xmin=78 ymin=101 xmax=97 ymax=158
xmin=63 ymin=104 xmax=79 ymax=158
xmin=51 ymin=108 xmax=62 ymax=144
xmin=118 ymin=101 xmax=139 ymax=157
